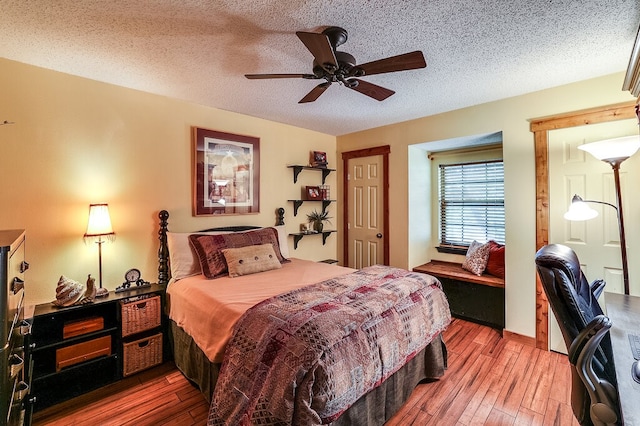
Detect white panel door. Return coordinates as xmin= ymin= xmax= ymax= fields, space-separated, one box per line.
xmin=548 ymin=119 xmax=637 ymax=352
xmin=347 ymin=155 xmax=384 ymax=269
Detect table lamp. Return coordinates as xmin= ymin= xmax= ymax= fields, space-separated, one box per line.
xmin=84 ymin=203 xmax=115 ymax=297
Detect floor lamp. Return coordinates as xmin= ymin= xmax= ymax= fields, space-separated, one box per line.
xmin=564 ymin=135 xmax=640 ymax=295
xmin=84 ymin=203 xmax=115 ymax=297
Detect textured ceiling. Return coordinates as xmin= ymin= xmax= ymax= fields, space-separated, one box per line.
xmin=1 ymin=1 xmax=639 ymax=136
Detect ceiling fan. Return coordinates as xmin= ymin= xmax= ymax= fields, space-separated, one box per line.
xmin=245 ymin=26 xmax=427 ymax=103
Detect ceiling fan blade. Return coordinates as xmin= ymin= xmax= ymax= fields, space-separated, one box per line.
xmin=299 ymin=82 xmax=331 ymax=103
xmin=348 ymin=79 xmax=395 ymax=101
xmin=296 ymin=31 xmax=338 ymax=72
xmin=245 ymin=73 xmax=316 ymax=79
xmin=354 ymin=51 xmax=426 ymax=77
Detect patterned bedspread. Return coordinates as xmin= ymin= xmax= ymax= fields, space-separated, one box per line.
xmin=208 ymin=265 xmax=451 ymax=425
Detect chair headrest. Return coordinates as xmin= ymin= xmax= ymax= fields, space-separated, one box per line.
xmin=535 ymin=243 xmax=581 ymax=284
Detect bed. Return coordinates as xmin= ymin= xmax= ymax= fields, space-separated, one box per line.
xmin=157 ymin=209 xmax=451 ymax=425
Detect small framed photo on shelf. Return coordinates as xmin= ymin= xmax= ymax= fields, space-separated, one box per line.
xmin=300 ymin=223 xmax=314 ymax=234
xmin=306 ymin=186 xmax=323 ymax=200
xmin=311 ymin=151 xmax=328 ymax=168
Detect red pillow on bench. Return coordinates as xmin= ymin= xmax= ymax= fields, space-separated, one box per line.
xmin=486 ymin=240 xmax=505 ymax=279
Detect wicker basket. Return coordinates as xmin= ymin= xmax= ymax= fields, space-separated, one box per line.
xmin=122 ymin=333 xmax=162 ymax=376
xmin=120 ymin=295 xmax=161 ymax=337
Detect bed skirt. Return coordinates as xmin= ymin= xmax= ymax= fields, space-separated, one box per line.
xmin=169 ymin=320 xmax=447 ymax=425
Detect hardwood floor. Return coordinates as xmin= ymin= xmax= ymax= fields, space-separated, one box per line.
xmin=32 ymin=362 xmax=208 ymax=426
xmin=33 ymin=319 xmax=578 ymax=426
xmin=387 ymin=319 xmax=578 ymax=425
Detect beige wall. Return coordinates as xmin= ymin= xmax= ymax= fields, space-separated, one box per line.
xmin=0 ymin=58 xmax=337 ymax=306
xmin=337 ymin=72 xmax=636 ymax=338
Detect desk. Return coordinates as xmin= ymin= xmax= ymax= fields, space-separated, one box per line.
xmin=605 ymin=292 xmax=640 ymax=425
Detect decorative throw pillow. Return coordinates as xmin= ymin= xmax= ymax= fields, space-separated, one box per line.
xmin=462 ymin=240 xmax=491 ymax=276
xmin=189 ymin=227 xmax=288 ymax=279
xmin=166 ymin=231 xmax=231 ymax=281
xmin=222 ymin=244 xmax=282 ymax=278
xmin=486 ymin=240 xmax=505 ymax=279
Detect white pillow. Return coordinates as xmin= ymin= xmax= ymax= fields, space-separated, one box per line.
xmin=271 ymin=225 xmax=290 ymax=259
xmin=166 ymin=231 xmax=230 ymax=281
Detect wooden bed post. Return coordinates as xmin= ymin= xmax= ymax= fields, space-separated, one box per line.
xmin=158 ymin=210 xmax=169 ymax=286
xmin=276 ymin=207 xmax=285 ymax=226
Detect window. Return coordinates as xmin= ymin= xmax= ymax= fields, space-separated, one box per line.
xmin=439 ymin=160 xmax=505 ymax=247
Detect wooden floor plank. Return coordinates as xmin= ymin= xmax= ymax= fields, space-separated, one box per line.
xmin=189 ymin=403 xmax=210 ymax=424
xmin=548 ymin=352 xmax=572 ymax=405
xmin=458 ymin=369 xmax=506 ymax=425
xmin=543 ymin=398 xmax=578 ymax=426
xmin=421 ymin=340 xmax=485 ymax=415
xmin=34 ymin=319 xmax=579 ymax=426
xmin=520 ymin=347 xmax=555 ymax=414
xmin=480 ymin=328 xmax=508 ymax=358
xmin=485 ymin=408 xmax=516 ymax=425
xmin=514 ymin=407 xmax=545 ymax=426
xmin=493 ymin=344 xmax=539 ymax=417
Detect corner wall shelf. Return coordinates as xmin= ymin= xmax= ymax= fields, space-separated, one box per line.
xmin=287 ymin=165 xmax=335 ymax=184
xmin=289 ymin=230 xmax=337 ymax=249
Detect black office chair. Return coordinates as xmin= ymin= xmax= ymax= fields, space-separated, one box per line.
xmin=535 ymin=244 xmax=619 ymax=426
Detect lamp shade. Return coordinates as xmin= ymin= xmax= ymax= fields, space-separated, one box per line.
xmin=578 ymin=135 xmax=640 ymax=161
xmin=563 ymin=198 xmax=599 ymax=221
xmin=84 ymin=204 xmax=115 ymax=239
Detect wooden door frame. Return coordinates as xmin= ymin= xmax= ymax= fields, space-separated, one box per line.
xmin=341 ymin=145 xmax=390 ymax=267
xmin=530 ymin=100 xmax=637 ymax=350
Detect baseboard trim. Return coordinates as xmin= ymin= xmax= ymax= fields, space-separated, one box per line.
xmin=503 ymin=330 xmax=536 ymax=347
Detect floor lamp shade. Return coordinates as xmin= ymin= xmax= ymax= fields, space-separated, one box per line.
xmin=577 ymin=135 xmax=640 ymax=162
xmin=563 ymin=195 xmax=600 ymax=221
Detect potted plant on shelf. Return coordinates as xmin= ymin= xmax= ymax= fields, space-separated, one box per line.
xmin=306 ymin=209 xmax=332 ymax=233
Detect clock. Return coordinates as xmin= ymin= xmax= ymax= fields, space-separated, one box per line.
xmin=115 ymin=268 xmax=151 ymax=293
xmin=125 ymin=268 xmax=141 ymax=284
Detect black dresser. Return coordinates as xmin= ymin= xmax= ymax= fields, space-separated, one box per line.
xmin=0 ymin=230 xmax=32 ymax=426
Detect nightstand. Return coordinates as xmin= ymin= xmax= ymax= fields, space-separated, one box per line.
xmin=30 ymin=284 xmax=166 ymax=412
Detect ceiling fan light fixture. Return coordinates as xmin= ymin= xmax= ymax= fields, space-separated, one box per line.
xmin=346 ymin=79 xmax=359 ymax=88
xmin=322 ymin=62 xmax=337 ymax=72
xmin=352 ymin=68 xmax=365 ymax=77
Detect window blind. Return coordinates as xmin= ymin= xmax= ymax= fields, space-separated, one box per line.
xmin=439 ymin=160 xmax=505 ymax=246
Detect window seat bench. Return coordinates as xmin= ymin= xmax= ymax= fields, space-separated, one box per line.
xmin=413 ymin=260 xmax=505 ymax=330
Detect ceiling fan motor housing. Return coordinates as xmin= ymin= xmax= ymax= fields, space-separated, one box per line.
xmin=322 ymin=26 xmax=348 ymax=49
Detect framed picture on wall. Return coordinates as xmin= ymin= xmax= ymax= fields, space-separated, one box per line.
xmin=192 ymin=127 xmax=260 ymax=216
xmin=306 ymin=186 xmax=322 ymax=200
xmin=311 ymin=151 xmax=328 ymax=168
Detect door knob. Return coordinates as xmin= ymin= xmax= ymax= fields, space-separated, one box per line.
xmin=376 ymin=233 xmax=382 ymax=238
